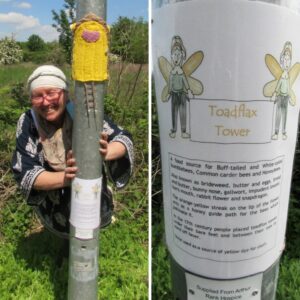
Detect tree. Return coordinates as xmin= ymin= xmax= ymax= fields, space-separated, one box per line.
xmin=27 ymin=34 xmax=45 ymax=51
xmin=110 ymin=17 xmax=148 ymax=103
xmin=0 ymin=37 xmax=23 ymax=65
xmin=52 ymin=0 xmax=75 ymax=63
xmin=110 ymin=17 xmax=148 ymax=64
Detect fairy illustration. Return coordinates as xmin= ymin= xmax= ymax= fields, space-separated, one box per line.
xmin=263 ymin=41 xmax=300 ymax=140
xmin=73 ymin=182 xmax=82 ymax=199
xmin=158 ymin=36 xmax=204 ymax=138
xmin=92 ymin=183 xmax=101 ymax=200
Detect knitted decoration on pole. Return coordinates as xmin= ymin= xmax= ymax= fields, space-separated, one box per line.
xmin=71 ymin=13 xmax=109 ymax=82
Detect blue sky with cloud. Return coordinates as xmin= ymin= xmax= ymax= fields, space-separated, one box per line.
xmin=0 ymin=0 xmax=148 ymax=41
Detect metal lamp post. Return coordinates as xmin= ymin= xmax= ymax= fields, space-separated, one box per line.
xmin=68 ymin=0 xmax=107 ymax=299
xmin=152 ymin=0 xmax=300 ymax=299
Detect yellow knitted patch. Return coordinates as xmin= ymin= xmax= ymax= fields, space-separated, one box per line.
xmin=72 ymin=20 xmax=109 ymax=82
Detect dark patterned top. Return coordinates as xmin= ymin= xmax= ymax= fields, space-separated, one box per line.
xmin=12 ymin=108 xmax=134 ymax=238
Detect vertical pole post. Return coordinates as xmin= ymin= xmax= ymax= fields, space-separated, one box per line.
xmin=68 ymin=1 xmax=107 ymax=299
xmin=152 ymin=0 xmax=300 ymax=299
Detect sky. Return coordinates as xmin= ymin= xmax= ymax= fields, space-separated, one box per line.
xmin=0 ymin=0 xmax=148 ymax=42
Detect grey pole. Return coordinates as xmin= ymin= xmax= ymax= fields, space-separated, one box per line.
xmin=152 ymin=0 xmax=299 ymax=299
xmin=68 ymin=1 xmax=107 ymax=299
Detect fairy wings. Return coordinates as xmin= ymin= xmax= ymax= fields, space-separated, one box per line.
xmin=263 ymin=54 xmax=300 ymax=106
xmin=158 ymin=51 xmax=204 ymax=102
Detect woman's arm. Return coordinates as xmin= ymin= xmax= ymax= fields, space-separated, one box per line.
xmin=34 ymin=130 xmax=128 ymax=190
xmin=12 ymin=112 xmax=46 ymax=199
xmin=99 ymin=132 xmax=126 ymax=161
xmin=102 ymin=116 xmax=134 ymax=188
xmin=33 ymin=150 xmax=77 ymax=190
xmin=33 ymin=171 xmax=68 ymax=190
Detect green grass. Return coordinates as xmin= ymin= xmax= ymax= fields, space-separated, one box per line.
xmin=0 ymin=62 xmax=148 ymax=299
xmin=277 ymin=256 xmax=300 ymax=299
xmin=0 ymin=63 xmax=36 ymax=86
xmin=99 ymin=214 xmax=148 ymax=299
xmin=0 ymin=234 xmax=67 ymax=300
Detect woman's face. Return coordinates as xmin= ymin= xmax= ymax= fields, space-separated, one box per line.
xmin=283 ymin=50 xmax=291 ymax=71
xmin=171 ymin=47 xmax=183 ymax=66
xmin=31 ymin=87 xmax=67 ymax=124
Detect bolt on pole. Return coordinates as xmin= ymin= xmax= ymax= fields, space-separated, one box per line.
xmin=68 ymin=1 xmax=107 ymax=299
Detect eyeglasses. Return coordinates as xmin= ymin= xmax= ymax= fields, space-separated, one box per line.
xmin=31 ymin=89 xmax=63 ymax=105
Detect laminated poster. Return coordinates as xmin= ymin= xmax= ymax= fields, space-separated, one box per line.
xmin=70 ymin=177 xmax=102 ymax=239
xmin=152 ymin=0 xmax=300 ymax=278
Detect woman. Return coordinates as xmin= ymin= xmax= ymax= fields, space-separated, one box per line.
xmin=12 ymin=65 xmax=134 ymax=239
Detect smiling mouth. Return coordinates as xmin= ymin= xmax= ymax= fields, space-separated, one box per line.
xmin=41 ymin=106 xmax=58 ymax=113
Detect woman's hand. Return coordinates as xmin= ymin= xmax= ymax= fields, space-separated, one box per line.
xmin=99 ymin=132 xmax=126 ymax=161
xmin=99 ymin=132 xmax=109 ymax=160
xmin=64 ymin=150 xmax=78 ymax=185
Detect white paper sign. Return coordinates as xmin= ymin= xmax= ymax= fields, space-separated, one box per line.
xmin=186 ymin=272 xmax=263 ymax=300
xmin=70 ymin=177 xmax=102 ymax=230
xmin=170 ymin=153 xmax=282 ymax=262
xmin=153 ymin=0 xmax=300 ymax=278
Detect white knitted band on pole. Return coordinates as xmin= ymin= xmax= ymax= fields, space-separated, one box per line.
xmin=27 ymin=65 xmax=68 ymax=92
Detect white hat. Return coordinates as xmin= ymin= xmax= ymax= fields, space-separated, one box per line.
xmin=27 ymin=65 xmax=68 ymax=92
